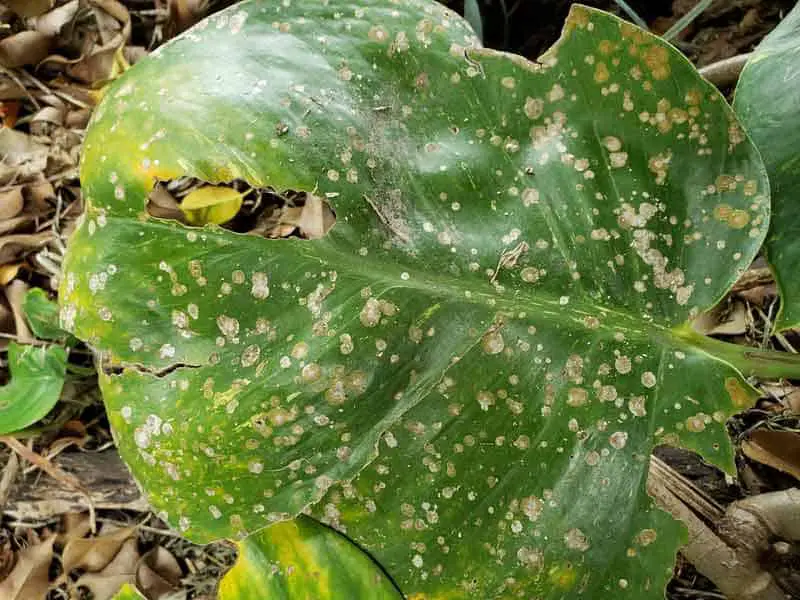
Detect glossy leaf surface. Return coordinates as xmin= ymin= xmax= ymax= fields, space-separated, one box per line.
xmin=61 ymin=1 xmax=777 ymax=598
xmin=735 ymin=2 xmax=800 ymax=329
xmin=0 ymin=342 xmax=66 ymax=435
xmin=219 ymin=515 xmax=401 ymax=599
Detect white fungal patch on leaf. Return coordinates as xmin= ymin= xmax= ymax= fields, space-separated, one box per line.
xmin=609 ymin=431 xmax=628 ymax=449
xmin=251 ymin=272 xmax=270 ymax=299
xmin=481 ymin=330 xmax=505 ymax=354
xmin=359 ymin=298 xmax=382 ymax=327
xmin=565 ymin=528 xmax=590 ymax=551
xmin=216 ymin=315 xmax=240 ymax=339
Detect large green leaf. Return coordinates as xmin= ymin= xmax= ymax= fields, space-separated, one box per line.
xmin=734 ymin=2 xmax=800 ymax=330
xmin=0 ymin=342 xmax=67 ymax=435
xmin=60 ymin=1 xmax=795 ymax=597
xmin=219 ymin=515 xmax=401 ymax=599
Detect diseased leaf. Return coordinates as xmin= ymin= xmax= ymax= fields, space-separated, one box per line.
xmin=219 ymin=516 xmax=402 ymax=599
xmin=734 ymin=2 xmax=800 ymax=330
xmin=0 ymin=342 xmax=66 ymax=435
xmin=179 ymin=186 xmax=244 ymax=225
xmin=0 ymin=536 xmax=54 ymax=600
xmin=60 ymin=1 xmax=795 ymax=598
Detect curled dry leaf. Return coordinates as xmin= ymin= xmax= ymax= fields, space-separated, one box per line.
xmin=0 ymin=129 xmax=49 ymax=186
xmin=30 ymin=106 xmax=66 ymax=136
xmin=63 ymin=526 xmax=137 ymax=574
xmin=0 ymin=537 xmax=14 ymax=581
xmin=0 ymin=187 xmax=24 ymax=220
xmin=0 ymin=263 xmax=22 ymax=286
xmin=75 ymin=538 xmax=140 ymax=600
xmin=693 ymin=300 xmax=748 ymax=336
xmin=5 ymin=280 xmax=33 ymax=345
xmin=146 ymin=185 xmax=184 ymax=222
xmin=0 ymin=536 xmax=55 ymax=600
xmin=135 ymin=546 xmax=182 ymax=600
xmin=66 ymin=0 xmax=131 ymax=85
xmin=0 ymin=31 xmax=52 ymax=69
xmin=57 ymin=512 xmax=94 ymax=546
xmin=742 ymin=429 xmax=800 ymax=481
xmin=33 ymin=0 xmax=81 ymax=37
xmin=167 ymin=0 xmax=209 ymax=35
xmin=291 ymin=193 xmax=336 ymax=239
xmin=0 ymin=232 xmax=52 ymax=266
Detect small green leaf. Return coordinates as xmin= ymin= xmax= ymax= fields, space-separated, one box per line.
xmin=734 ymin=3 xmax=800 ymax=330
xmin=179 ymin=186 xmax=244 ymax=225
xmin=219 ymin=516 xmax=402 ymax=600
xmin=0 ymin=342 xmax=67 ymax=435
xmin=110 ymin=583 xmax=145 ymax=600
xmin=23 ymin=288 xmax=73 ymax=342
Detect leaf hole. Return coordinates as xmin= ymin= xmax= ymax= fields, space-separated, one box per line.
xmin=147 ymin=177 xmax=336 ymax=239
xmin=102 ymin=361 xmax=201 ymax=378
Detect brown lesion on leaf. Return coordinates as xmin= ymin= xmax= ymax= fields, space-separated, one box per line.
xmin=724 ymin=376 xmax=754 ymax=408
xmin=146 ymin=177 xmax=336 ymax=240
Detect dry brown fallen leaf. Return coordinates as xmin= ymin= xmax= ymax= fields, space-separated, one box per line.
xmin=4 ymin=279 xmax=32 ymax=344
xmin=56 ymin=512 xmax=94 ymax=546
xmin=742 ymin=429 xmax=800 ymax=481
xmin=294 ymin=193 xmax=336 ymax=239
xmin=75 ymin=538 xmax=140 ymax=600
xmin=0 ymin=187 xmax=25 ymax=220
xmin=4 ymin=0 xmax=54 ymax=18
xmin=0 ymin=129 xmax=49 ymax=186
xmin=0 ymin=263 xmax=22 ymax=286
xmin=692 ymin=300 xmax=748 ymax=336
xmin=165 ymin=0 xmax=209 ymax=35
xmin=136 ymin=546 xmax=183 ymax=599
xmin=68 ymin=0 xmax=131 ymax=85
xmin=0 ymin=31 xmax=52 ymax=69
xmin=0 ymin=231 xmax=52 ymax=267
xmin=0 ymin=536 xmax=55 ymax=600
xmin=0 ymin=536 xmax=14 ymax=582
xmin=63 ymin=526 xmax=137 ymax=574
xmin=32 ymin=0 xmax=80 ymax=37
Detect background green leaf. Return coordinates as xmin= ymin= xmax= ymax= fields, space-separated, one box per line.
xmin=61 ymin=1 xmax=775 ymax=598
xmin=110 ymin=583 xmax=146 ymax=600
xmin=734 ymin=2 xmax=800 ymax=330
xmin=0 ymin=342 xmax=67 ymax=435
xmin=24 ymin=288 xmax=75 ymax=343
xmin=219 ymin=516 xmax=401 ymax=599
